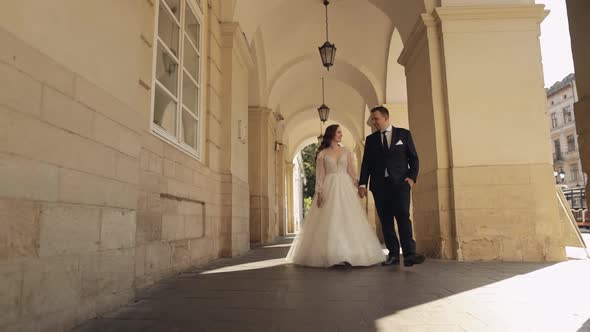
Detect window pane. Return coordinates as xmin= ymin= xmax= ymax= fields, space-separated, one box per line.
xmin=156 ymin=44 xmax=179 ymax=96
xmin=564 ymin=106 xmax=572 ymax=123
xmin=568 ymin=136 xmax=576 ymax=151
xmin=185 ymin=8 xmax=200 ymax=49
xmin=162 ymin=0 xmax=180 ymax=21
xmin=554 ymin=140 xmax=561 ymax=158
xmin=154 ymin=86 xmax=177 ymax=134
xmin=182 ymin=73 xmax=199 ymax=115
xmin=181 ymin=110 xmax=198 ymax=149
xmin=158 ymin=2 xmax=180 ymax=51
xmin=183 ymin=36 xmax=200 ymax=81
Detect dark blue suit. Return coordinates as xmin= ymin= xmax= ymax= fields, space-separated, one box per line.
xmin=359 ymin=127 xmax=419 ymax=257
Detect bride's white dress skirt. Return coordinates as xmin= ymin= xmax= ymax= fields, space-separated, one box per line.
xmin=286 ymin=172 xmax=385 ymax=267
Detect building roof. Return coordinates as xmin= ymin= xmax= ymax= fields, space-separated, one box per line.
xmin=547 ymin=73 xmax=576 ymax=96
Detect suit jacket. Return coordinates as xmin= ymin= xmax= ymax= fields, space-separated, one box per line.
xmin=359 ymin=127 xmax=419 ymax=193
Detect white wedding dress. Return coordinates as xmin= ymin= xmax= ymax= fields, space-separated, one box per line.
xmin=286 ymin=147 xmax=385 ymax=267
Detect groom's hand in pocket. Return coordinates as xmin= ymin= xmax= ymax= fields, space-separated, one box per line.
xmin=317 ymin=193 xmax=323 ymax=208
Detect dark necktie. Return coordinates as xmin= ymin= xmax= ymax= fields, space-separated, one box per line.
xmin=382 ymin=131 xmax=388 ymax=149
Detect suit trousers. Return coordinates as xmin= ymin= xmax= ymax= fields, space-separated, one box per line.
xmin=373 ymin=177 xmax=416 ymax=257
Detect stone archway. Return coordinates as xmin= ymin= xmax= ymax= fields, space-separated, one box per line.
xmin=226 ymin=0 xmax=570 ymax=261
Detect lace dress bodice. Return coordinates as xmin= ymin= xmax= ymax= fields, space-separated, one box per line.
xmin=315 ymin=148 xmax=358 ymax=193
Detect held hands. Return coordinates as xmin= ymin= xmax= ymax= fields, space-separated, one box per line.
xmin=405 ymin=178 xmax=415 ymax=188
xmin=317 ymin=193 xmax=324 ymax=208
xmin=358 ymin=186 xmax=367 ymax=198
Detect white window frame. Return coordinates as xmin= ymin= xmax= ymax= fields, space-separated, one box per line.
xmin=554 ymin=139 xmax=561 ymax=157
xmin=567 ymin=134 xmax=576 ymax=152
xmin=551 ymin=113 xmax=558 ymax=128
xmin=563 ymin=106 xmax=573 ymax=124
xmin=150 ymin=0 xmax=204 ymax=160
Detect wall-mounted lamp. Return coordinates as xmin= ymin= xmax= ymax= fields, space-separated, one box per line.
xmin=274 ymin=112 xmax=285 ymax=121
xmin=275 ymin=141 xmax=284 ymax=151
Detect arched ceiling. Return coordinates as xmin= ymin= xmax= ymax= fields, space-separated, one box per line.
xmin=256 ymin=0 xmax=392 ymax=107
xmin=278 ymin=79 xmax=365 ymax=149
xmin=267 ymin=57 xmax=380 ymax=111
xmin=226 ymin=0 xmax=433 ymax=43
xmin=222 ymin=0 xmax=432 ymax=150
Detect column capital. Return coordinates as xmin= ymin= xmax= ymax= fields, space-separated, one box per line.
xmin=220 ymin=22 xmax=254 ymax=69
xmin=398 ymin=14 xmax=437 ymax=68
xmin=248 ymin=106 xmax=273 ymax=116
xmin=433 ymin=5 xmax=548 ymax=24
xmin=399 ymin=4 xmax=548 ymax=68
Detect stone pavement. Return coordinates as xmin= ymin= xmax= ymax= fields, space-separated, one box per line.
xmin=73 ymin=237 xmax=590 ymax=332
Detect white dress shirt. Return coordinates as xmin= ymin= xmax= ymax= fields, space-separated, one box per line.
xmin=381 ymin=125 xmax=392 ymax=177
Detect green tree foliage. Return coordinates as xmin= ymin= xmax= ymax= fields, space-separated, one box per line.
xmin=301 ymin=143 xmax=318 ymax=214
xmin=303 ymin=197 xmax=313 ymax=216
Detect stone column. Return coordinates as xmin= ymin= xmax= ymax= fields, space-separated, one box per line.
xmin=218 ymin=22 xmax=253 ymax=257
xmin=276 ymin=143 xmax=287 ymax=236
xmin=285 ymin=162 xmax=296 ymax=234
xmin=248 ymin=106 xmax=279 ymax=244
xmin=400 ymin=5 xmax=565 ymax=261
xmin=567 ymin=0 xmax=590 ymax=209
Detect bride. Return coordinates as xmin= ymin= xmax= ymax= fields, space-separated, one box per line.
xmin=286 ymin=124 xmax=385 ymax=267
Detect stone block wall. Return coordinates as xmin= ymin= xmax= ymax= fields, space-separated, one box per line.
xmin=0 ymin=27 xmax=140 ymax=330
xmin=0 ymin=0 xmax=249 ymax=330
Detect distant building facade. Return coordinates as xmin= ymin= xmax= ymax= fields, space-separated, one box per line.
xmin=547 ymin=74 xmax=587 ymax=189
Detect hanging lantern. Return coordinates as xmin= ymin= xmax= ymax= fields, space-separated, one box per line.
xmin=317 ymin=104 xmax=330 ymax=122
xmin=317 ymin=77 xmax=330 ymax=123
xmin=319 ymin=41 xmax=336 ymax=70
xmin=318 ymin=0 xmax=336 ymax=70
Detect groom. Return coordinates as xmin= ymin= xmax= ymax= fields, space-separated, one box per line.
xmin=358 ymin=106 xmax=425 ymax=267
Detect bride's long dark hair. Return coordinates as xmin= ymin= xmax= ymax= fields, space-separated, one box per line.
xmin=315 ymin=124 xmax=340 ymax=161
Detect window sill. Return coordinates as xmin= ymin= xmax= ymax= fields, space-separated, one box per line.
xmin=551 ymin=122 xmax=577 ymax=131
xmin=151 ymin=123 xmax=202 ymax=163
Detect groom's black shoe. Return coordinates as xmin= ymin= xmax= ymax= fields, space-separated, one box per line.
xmin=382 ymin=255 xmax=400 ymax=266
xmin=403 ymin=254 xmax=426 ymax=267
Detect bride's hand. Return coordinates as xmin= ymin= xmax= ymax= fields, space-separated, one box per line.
xmin=317 ymin=193 xmax=323 ymax=208
xmin=358 ymin=186 xmax=367 ymax=198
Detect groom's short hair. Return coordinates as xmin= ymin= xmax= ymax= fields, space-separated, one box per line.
xmin=370 ymin=106 xmax=389 ymax=118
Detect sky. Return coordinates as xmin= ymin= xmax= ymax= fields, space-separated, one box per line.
xmin=536 ymin=0 xmax=575 ymax=88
